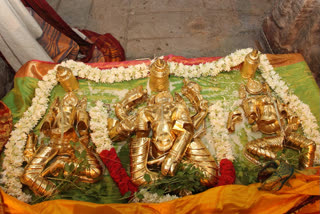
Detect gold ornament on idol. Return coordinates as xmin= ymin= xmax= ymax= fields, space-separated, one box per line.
xmin=228 ymin=79 xmax=316 ymax=168
xmin=240 ymin=49 xmax=260 ymax=79
xmin=149 ymin=58 xmax=170 ymax=92
xmin=108 ymin=79 xmax=218 ymax=190
xmin=21 ymin=93 xmax=103 ymax=196
xmin=56 ymin=66 xmax=79 ymax=92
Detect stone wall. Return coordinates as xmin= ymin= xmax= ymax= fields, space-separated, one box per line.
xmin=262 ymin=0 xmax=320 ymax=86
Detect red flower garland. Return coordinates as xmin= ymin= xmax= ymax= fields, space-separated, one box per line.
xmin=100 ymin=148 xmax=138 ymax=196
xmin=217 ymin=159 xmax=236 ymax=186
xmin=100 ymin=148 xmax=235 ymax=196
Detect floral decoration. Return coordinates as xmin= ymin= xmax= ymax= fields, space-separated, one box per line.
xmin=131 ymin=188 xmax=179 ymax=203
xmin=217 ymin=159 xmax=236 ymax=186
xmin=89 ymin=101 xmax=138 ymax=196
xmin=89 ymin=101 xmax=113 ymax=153
xmin=100 ymin=148 xmax=138 ymax=196
xmin=0 ymin=66 xmax=58 ymax=202
xmin=208 ymin=100 xmax=235 ymax=162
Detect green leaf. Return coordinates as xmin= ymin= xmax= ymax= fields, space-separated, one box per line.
xmin=176 ymin=171 xmax=184 ymax=176
xmin=137 ymin=193 xmax=144 ymax=200
xmin=80 ymin=150 xmax=87 ymax=159
xmin=144 ymin=174 xmax=151 ymax=183
xmin=156 ymin=189 xmax=165 ymax=196
xmin=65 ymin=163 xmax=71 ymax=173
xmin=69 ymin=141 xmax=76 ymax=147
xmin=69 ymin=163 xmax=75 ymax=172
xmin=123 ymin=191 xmax=131 ymax=199
xmin=75 ymin=150 xmax=81 ymax=158
xmin=276 ymin=151 xmax=282 ymax=158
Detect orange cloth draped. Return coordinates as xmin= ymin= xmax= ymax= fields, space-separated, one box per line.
xmin=1 ymin=171 xmax=319 ymax=214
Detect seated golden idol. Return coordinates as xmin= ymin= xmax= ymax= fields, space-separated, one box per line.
xmin=108 ymin=78 xmax=218 ymax=187
xmin=21 ymin=92 xmax=103 ymax=196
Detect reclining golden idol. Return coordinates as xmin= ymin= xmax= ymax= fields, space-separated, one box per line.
xmin=108 ymin=78 xmax=218 ymax=188
xmin=21 ymin=92 xmax=103 ymax=196
xmin=228 ymin=78 xmax=316 ymax=168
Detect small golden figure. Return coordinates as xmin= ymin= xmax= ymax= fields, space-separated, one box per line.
xmin=228 ymin=79 xmax=316 ymax=168
xmin=56 ymin=66 xmax=79 ymax=92
xmin=20 ymin=93 xmax=103 ymax=196
xmin=108 ymin=79 xmax=218 ymax=187
xmin=149 ymin=58 xmax=170 ymax=92
xmin=240 ymin=49 xmax=260 ymax=79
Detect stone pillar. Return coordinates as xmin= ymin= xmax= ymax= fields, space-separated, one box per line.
xmin=262 ymin=0 xmax=320 ymax=86
xmin=0 ymin=57 xmax=14 ymax=99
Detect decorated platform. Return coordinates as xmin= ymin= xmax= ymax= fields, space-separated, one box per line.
xmin=0 ymin=49 xmax=319 ymax=213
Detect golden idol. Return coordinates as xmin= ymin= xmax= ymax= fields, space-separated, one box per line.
xmin=228 ymin=79 xmax=316 ymax=168
xmin=108 ymin=79 xmax=218 ymax=188
xmin=21 ymin=93 xmax=103 ymax=196
xmin=149 ymin=58 xmax=170 ymax=92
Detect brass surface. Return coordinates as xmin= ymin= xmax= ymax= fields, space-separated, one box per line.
xmin=285 ymin=132 xmax=316 ymax=168
xmin=185 ymin=138 xmax=218 ymax=187
xmin=227 ymin=110 xmax=242 ymax=133
xmin=245 ymin=78 xmax=264 ymax=95
xmin=149 ymin=59 xmax=170 ymax=92
xmin=109 ymin=79 xmax=218 ymax=187
xmin=235 ymin=79 xmax=316 ymax=167
xmin=56 ymin=66 xmax=79 ymax=92
xmin=21 ymin=93 xmax=102 ymax=196
xmin=240 ymin=49 xmax=260 ymax=79
xmin=24 ymin=133 xmax=37 ymax=163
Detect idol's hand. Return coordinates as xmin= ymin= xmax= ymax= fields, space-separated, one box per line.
xmin=161 ymin=153 xmax=178 ymax=176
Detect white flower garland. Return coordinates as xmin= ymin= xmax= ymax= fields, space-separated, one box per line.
xmin=208 ymin=101 xmax=235 ymax=162
xmin=89 ymin=101 xmax=113 ymax=153
xmin=168 ymin=48 xmax=252 ymax=78
xmin=2 ymin=48 xmax=319 ymax=202
xmin=58 ymin=48 xmax=253 ymax=82
xmin=1 ymin=66 xmax=58 ymax=202
xmin=60 ymin=60 xmax=150 ymax=84
xmin=131 ymin=188 xmax=179 ymax=203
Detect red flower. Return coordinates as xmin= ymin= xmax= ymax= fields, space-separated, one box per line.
xmin=217 ymin=159 xmax=236 ymax=186
xmin=100 ymin=148 xmax=138 ymax=196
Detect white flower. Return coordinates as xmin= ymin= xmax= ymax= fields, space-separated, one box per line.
xmin=89 ymin=101 xmax=113 ymax=153
xmin=131 ymin=189 xmax=179 ymax=203
xmin=208 ymin=100 xmax=235 ymax=162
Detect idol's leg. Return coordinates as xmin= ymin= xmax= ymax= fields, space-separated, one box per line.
xmin=184 ymin=138 xmax=218 ymax=187
xmin=20 ymin=145 xmax=58 ymax=196
xmin=244 ymin=135 xmax=284 ymax=165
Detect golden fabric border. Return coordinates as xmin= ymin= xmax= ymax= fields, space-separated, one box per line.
xmin=1 ymin=170 xmax=319 ymax=214
xmin=14 ymin=61 xmax=56 ymax=79
xmin=266 ymin=53 xmax=305 ymax=68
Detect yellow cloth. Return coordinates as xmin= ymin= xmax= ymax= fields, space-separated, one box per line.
xmin=1 ymin=171 xmax=319 ymax=214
